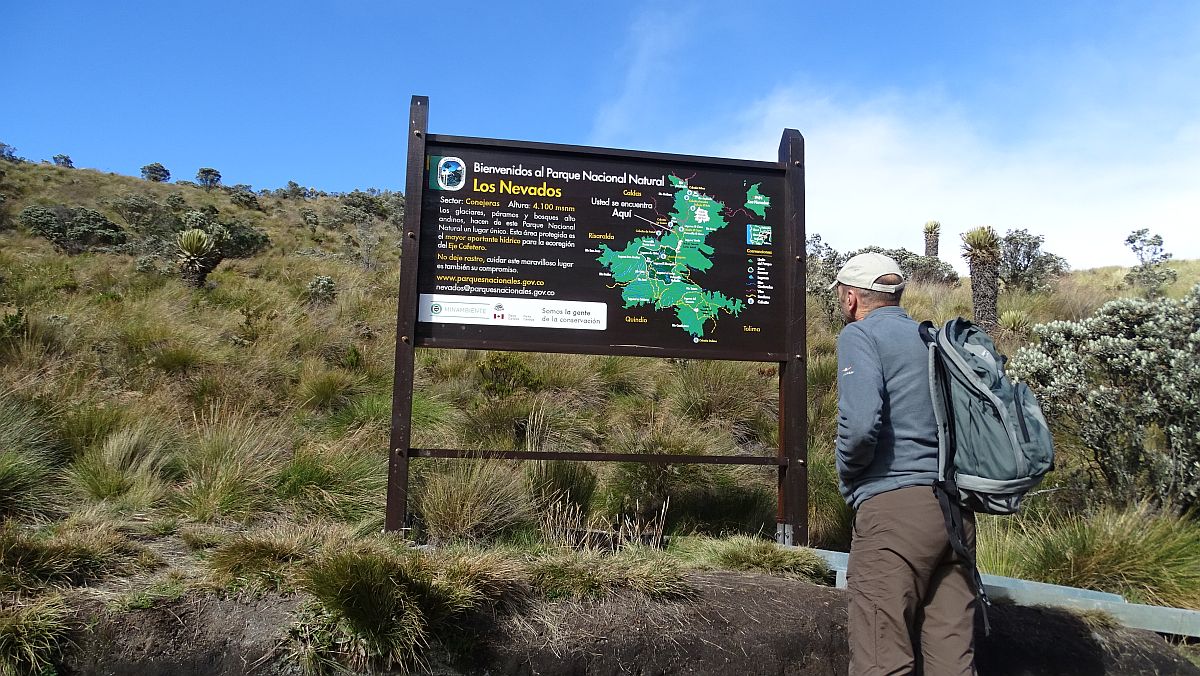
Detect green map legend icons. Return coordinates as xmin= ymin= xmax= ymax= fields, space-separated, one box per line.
xmin=746 ymin=224 xmax=773 ymax=246
xmin=597 ymin=175 xmax=747 ymax=338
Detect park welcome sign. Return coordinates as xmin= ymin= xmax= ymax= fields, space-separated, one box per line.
xmin=388 ymin=96 xmax=809 ymax=543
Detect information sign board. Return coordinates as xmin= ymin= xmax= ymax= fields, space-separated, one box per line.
xmin=415 ymin=139 xmax=787 ymax=360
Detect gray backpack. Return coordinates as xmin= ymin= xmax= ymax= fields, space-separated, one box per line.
xmin=919 ymin=318 xmax=1055 ymax=633
xmin=920 ymin=318 xmax=1055 ymax=514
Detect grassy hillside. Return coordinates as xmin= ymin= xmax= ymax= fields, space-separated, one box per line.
xmin=2 ymin=159 xmax=1198 ymax=673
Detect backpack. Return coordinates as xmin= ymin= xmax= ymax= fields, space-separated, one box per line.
xmin=919 ymin=317 xmax=1056 ymax=633
xmin=919 ymin=318 xmax=1055 ymax=514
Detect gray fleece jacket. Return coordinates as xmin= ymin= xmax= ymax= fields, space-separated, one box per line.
xmin=835 ymin=305 xmax=939 ymax=508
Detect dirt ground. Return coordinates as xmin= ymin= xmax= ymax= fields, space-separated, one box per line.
xmin=60 ymin=572 xmax=1199 ymax=675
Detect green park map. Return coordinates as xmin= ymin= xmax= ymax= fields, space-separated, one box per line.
xmin=597 ymin=176 xmax=770 ymax=339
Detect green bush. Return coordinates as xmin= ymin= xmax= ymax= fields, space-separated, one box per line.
xmin=1011 ymin=286 xmax=1200 ymax=509
xmin=19 ymin=205 xmax=127 ymax=254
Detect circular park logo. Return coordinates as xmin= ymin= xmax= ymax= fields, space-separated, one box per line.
xmin=430 ymin=303 xmax=442 ymax=315
xmin=436 ymin=157 xmax=466 ymax=191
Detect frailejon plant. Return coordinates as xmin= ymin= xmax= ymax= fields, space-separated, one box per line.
xmin=175 ymin=228 xmax=222 ymax=288
xmin=1010 ymin=285 xmax=1200 ymax=510
xmin=962 ymin=226 xmax=1001 ymax=333
xmin=924 ymin=220 xmax=941 ymax=258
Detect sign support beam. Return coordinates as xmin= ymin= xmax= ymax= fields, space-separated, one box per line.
xmin=778 ymin=129 xmax=808 ymax=546
xmin=385 ymin=95 xmax=429 ymax=532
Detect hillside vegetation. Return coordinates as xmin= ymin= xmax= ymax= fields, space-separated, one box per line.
xmin=1 ymin=157 xmax=1198 ymax=673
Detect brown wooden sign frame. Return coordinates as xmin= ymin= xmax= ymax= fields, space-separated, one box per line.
xmin=387 ymin=96 xmax=808 ymax=545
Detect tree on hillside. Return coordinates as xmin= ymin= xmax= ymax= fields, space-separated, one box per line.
xmin=961 ymin=226 xmax=1001 ymax=333
xmin=1124 ymin=229 xmax=1176 ymax=299
xmin=999 ymin=228 xmax=1068 ymax=292
xmin=196 ymin=167 xmax=222 ymax=191
xmin=141 ymin=163 xmax=171 ymax=182
xmin=0 ymin=142 xmax=22 ymax=163
xmin=923 ymin=220 xmax=940 ymax=258
xmin=52 ymin=154 xmax=74 ymax=168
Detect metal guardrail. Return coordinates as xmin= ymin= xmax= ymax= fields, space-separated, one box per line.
xmin=806 ymin=547 xmax=1200 ymax=638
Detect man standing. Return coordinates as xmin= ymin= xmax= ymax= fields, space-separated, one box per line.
xmin=831 ymin=252 xmax=977 ymax=675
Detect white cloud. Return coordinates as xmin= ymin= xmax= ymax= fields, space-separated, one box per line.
xmin=594 ymin=8 xmax=1200 ymax=274
xmin=706 ymin=85 xmax=1200 ymax=274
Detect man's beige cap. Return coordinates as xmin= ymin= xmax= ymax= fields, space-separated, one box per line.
xmin=827 ymin=252 xmax=906 ymax=292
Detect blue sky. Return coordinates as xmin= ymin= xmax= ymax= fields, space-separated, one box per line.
xmin=4 ymin=1 xmax=1198 ymax=270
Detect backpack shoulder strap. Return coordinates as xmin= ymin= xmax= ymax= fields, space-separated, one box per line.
xmin=918 ymin=320 xmax=937 ymax=346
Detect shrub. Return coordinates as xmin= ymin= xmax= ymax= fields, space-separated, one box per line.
xmin=51 ymin=154 xmax=73 ymax=168
xmin=1124 ymin=229 xmax=1177 ymax=298
xmin=300 ymin=207 xmax=320 ymax=229
xmin=999 ymin=228 xmax=1068 ymax=292
xmin=20 ymin=205 xmax=127 ymax=254
xmin=305 ymin=275 xmax=337 ymax=305
xmin=110 ymin=192 xmax=176 ymax=235
xmin=477 ymin=351 xmax=541 ymax=398
xmin=230 ymin=189 xmax=260 ymax=210
xmin=847 ymin=245 xmax=959 ymax=286
xmin=1010 ymin=286 xmax=1200 ymax=509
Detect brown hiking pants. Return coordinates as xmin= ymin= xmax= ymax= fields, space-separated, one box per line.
xmin=847 ymin=485 xmax=977 ymax=676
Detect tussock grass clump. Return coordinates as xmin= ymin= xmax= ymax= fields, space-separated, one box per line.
xmin=174 ymin=409 xmax=291 ymax=523
xmin=210 ymin=523 xmax=346 ymax=592
xmin=665 ymin=359 xmax=776 ymax=444
xmin=978 ymin=504 xmax=1200 ymax=609
xmin=674 ymin=535 xmax=830 ymax=583
xmin=415 ymin=461 xmax=534 ymax=545
xmin=0 ymin=522 xmax=148 ymax=593
xmin=68 ymin=420 xmax=179 ymax=510
xmin=275 ymin=433 xmax=385 ymax=522
xmin=299 ymin=544 xmax=430 ymax=673
xmin=526 ymin=460 xmax=598 ymax=512
xmin=806 ymin=444 xmax=853 ymax=549
xmin=0 ymin=596 xmax=72 ymax=676
xmin=602 ymin=410 xmax=741 ymax=524
xmin=0 ymin=396 xmax=61 ymax=520
xmin=528 ymin=546 xmax=694 ymax=601
xmin=296 ymin=361 xmax=363 ymax=411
